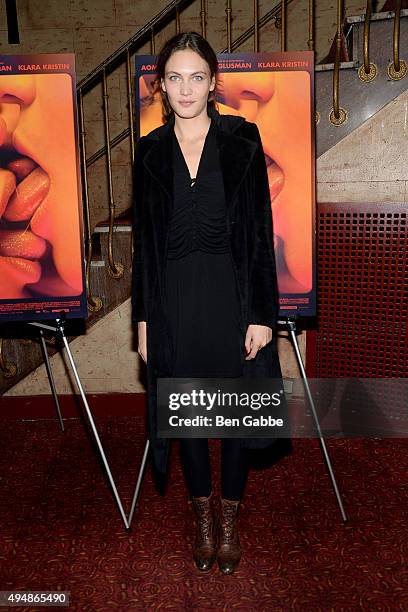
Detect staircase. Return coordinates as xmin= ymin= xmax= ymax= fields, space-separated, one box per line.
xmin=316 ymin=8 xmax=408 ymax=156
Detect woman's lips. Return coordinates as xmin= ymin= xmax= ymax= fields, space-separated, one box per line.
xmin=0 ymin=256 xmax=42 ymax=286
xmin=0 ymin=153 xmax=51 ymax=291
xmin=0 ymin=117 xmax=7 ymax=147
xmin=0 ymin=228 xmax=47 ymax=259
xmin=0 ymin=168 xmax=16 ymax=217
xmin=3 ymin=166 xmax=50 ymax=222
xmin=7 ymin=157 xmax=37 ymax=182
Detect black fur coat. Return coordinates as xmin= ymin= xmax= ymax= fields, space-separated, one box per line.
xmin=132 ymin=105 xmax=286 ymax=475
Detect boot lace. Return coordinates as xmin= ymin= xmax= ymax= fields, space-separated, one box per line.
xmin=194 ymin=499 xmax=213 ymax=541
xmin=220 ymin=501 xmax=239 ymax=543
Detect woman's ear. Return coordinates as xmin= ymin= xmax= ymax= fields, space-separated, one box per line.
xmin=210 ymin=75 xmax=216 ymax=92
xmin=160 ymin=78 xmax=166 ymax=93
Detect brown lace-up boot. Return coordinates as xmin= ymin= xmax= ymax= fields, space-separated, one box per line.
xmin=217 ymin=498 xmax=241 ymax=574
xmin=191 ymin=494 xmax=217 ymax=571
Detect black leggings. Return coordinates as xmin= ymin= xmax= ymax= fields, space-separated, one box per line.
xmin=179 ymin=438 xmax=249 ymax=500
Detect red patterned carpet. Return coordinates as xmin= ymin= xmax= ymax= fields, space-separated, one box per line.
xmin=0 ymin=410 xmax=408 ymax=611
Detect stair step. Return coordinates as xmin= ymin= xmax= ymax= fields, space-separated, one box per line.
xmin=316 ymin=61 xmax=359 ymax=72
xmin=346 ymin=8 xmax=408 ymax=25
xmin=94 ymin=225 xmax=131 ymax=233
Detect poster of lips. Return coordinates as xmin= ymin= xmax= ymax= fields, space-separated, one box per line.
xmin=0 ymin=53 xmax=87 ymax=322
xmin=135 ymin=51 xmax=316 ymax=318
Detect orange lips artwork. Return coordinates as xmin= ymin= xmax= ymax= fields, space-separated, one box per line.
xmin=0 ymin=159 xmax=49 ymax=294
xmin=0 ymin=63 xmax=85 ymax=316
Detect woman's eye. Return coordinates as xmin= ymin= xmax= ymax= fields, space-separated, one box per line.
xmin=169 ymin=76 xmax=179 ymax=81
xmin=193 ymin=75 xmax=203 ymax=81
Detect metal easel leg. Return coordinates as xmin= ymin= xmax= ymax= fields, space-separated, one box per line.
xmin=55 ymin=320 xmax=130 ymax=529
xmin=127 ymin=439 xmax=150 ymax=527
xmin=39 ymin=328 xmax=65 ymax=432
xmin=286 ymin=318 xmax=348 ymax=522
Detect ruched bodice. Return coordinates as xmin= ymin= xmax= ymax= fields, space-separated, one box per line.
xmin=164 ymin=116 xmax=243 ymax=377
xmin=166 ymin=118 xmax=230 ymax=260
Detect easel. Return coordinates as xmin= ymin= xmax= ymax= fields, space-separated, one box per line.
xmin=285 ymin=316 xmax=347 ymax=521
xmin=30 ymin=314 xmax=347 ymax=528
xmin=127 ymin=316 xmax=348 ymax=526
xmin=29 ymin=318 xmax=131 ymax=529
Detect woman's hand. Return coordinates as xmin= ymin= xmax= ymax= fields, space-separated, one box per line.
xmin=137 ymin=321 xmax=147 ymax=363
xmin=244 ymin=324 xmax=273 ymax=360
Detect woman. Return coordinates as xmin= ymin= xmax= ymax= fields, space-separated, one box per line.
xmin=132 ymin=32 xmax=286 ymax=575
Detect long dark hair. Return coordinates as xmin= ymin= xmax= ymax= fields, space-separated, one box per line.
xmin=153 ymin=32 xmax=218 ymax=121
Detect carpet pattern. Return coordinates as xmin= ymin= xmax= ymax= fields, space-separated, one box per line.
xmin=0 ymin=415 xmax=407 ymax=611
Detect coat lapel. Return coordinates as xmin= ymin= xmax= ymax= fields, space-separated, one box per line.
xmin=215 ymin=128 xmax=257 ymax=213
xmin=142 ymin=114 xmax=175 ymax=203
xmin=142 ymin=106 xmax=257 ymax=216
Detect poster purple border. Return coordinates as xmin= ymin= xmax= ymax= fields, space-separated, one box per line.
xmin=0 ymin=53 xmax=87 ymax=322
xmin=135 ymin=51 xmax=316 ymax=319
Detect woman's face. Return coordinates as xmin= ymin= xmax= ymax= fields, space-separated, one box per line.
xmin=0 ymin=73 xmax=83 ymax=300
xmin=161 ymin=49 xmax=215 ymax=121
xmin=219 ymin=71 xmax=313 ymax=293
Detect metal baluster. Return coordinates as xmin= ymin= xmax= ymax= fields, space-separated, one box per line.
xmin=226 ymin=0 xmax=232 ymax=53
xmin=388 ymin=0 xmax=407 ymax=80
xmin=281 ymin=0 xmax=286 ymax=52
xmin=102 ymin=69 xmax=124 ymax=279
xmin=254 ymin=0 xmax=259 ymax=52
xmin=200 ymin=0 xmax=206 ymax=38
xmin=307 ymin=0 xmax=314 ymax=51
xmin=78 ymin=90 xmax=103 ymax=311
xmin=126 ymin=49 xmax=135 ymax=166
xmin=175 ymin=2 xmax=181 ymax=33
xmin=358 ymin=0 xmax=377 ymax=82
xmin=330 ymin=0 xmax=347 ymax=126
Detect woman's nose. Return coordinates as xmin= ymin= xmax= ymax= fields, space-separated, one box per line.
xmin=0 ymin=75 xmax=36 ymax=106
xmin=221 ymin=73 xmax=275 ymax=109
xmin=180 ymin=80 xmax=192 ymax=95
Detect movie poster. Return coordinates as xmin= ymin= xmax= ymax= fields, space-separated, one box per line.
xmin=0 ymin=53 xmax=87 ymax=322
xmin=135 ymin=51 xmax=316 ymax=319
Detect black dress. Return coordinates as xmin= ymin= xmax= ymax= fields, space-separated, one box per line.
xmin=165 ymin=119 xmax=244 ymax=378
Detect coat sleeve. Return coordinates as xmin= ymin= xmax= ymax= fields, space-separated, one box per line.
xmin=131 ymin=136 xmax=147 ymax=324
xmin=247 ymin=122 xmax=280 ymax=331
